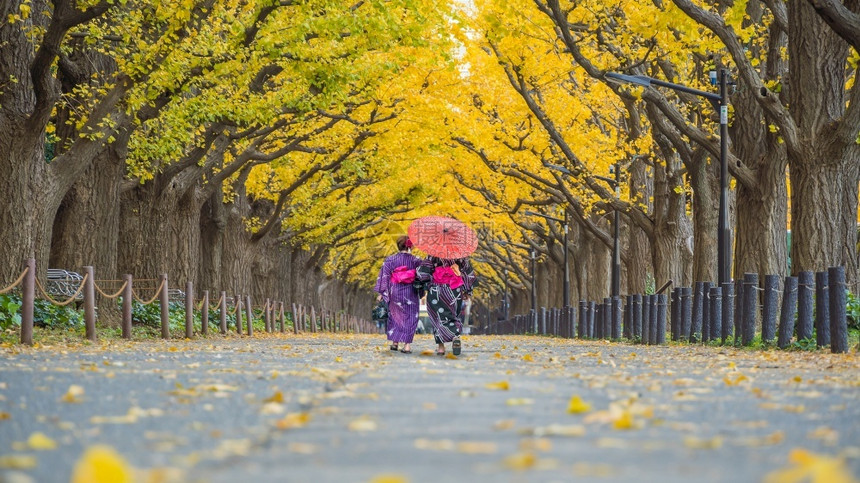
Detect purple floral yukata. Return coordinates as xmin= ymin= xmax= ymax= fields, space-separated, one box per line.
xmin=374 ymin=252 xmax=422 ymax=343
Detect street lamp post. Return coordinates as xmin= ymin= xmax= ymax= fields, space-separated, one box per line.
xmin=594 ymin=168 xmax=622 ymax=298
xmin=605 ymin=71 xmax=731 ymax=286
xmin=524 ymin=210 xmax=570 ymax=308
xmin=498 ymin=240 xmax=539 ymax=332
xmin=503 ymin=269 xmax=509 ymax=320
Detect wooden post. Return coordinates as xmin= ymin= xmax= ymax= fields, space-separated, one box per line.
xmin=84 ymin=266 xmax=97 ymax=342
xmin=185 ymin=281 xmax=194 ymax=339
xmin=797 ymin=271 xmax=814 ymax=341
xmin=159 ymin=274 xmax=169 ymax=339
xmin=219 ymin=291 xmax=227 ymax=334
xmin=20 ymin=258 xmax=35 ymax=345
xmin=292 ymin=303 xmax=299 ymax=333
xmin=122 ymin=274 xmax=132 ymax=339
xmin=279 ymin=302 xmax=285 ymax=333
xmin=310 ymin=306 xmax=317 ymax=333
xmin=777 ymin=277 xmax=798 ymax=349
xmin=245 ymin=295 xmax=253 ymax=336
xmin=202 ymin=290 xmax=209 ymax=336
xmin=235 ymin=295 xmax=243 ymax=335
xmin=828 ymin=266 xmax=848 ymax=353
xmin=761 ymin=275 xmax=779 ymax=344
xmin=264 ymin=298 xmax=271 ymax=332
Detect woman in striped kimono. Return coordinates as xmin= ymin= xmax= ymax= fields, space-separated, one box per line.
xmin=416 ymin=256 xmax=477 ymax=356
xmin=374 ymin=236 xmax=422 ymax=353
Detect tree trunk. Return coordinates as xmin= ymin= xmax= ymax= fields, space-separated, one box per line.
xmin=651 ymin=160 xmax=692 ymax=289
xmin=117 ymin=181 xmax=202 ymax=284
xmin=626 ymin=159 xmax=653 ymax=294
xmin=688 ymin=151 xmax=719 ymax=283
xmin=787 ymin=0 xmax=860 ymax=284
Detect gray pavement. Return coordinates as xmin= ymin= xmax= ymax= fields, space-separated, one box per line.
xmin=1 ymin=333 xmax=859 ymax=482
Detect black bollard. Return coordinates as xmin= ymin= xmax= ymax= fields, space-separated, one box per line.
xmin=828 ymin=266 xmax=848 ymax=353
xmin=762 ymin=275 xmax=780 ymax=344
xmin=702 ymin=281 xmax=712 ymax=343
xmin=681 ymin=287 xmax=693 ymax=342
xmin=578 ymin=301 xmax=587 ymax=338
xmin=670 ymin=288 xmax=680 ymax=342
xmin=641 ymin=295 xmax=650 ymax=345
xmin=708 ymin=287 xmax=722 ymax=343
xmin=742 ymin=273 xmax=758 ymax=346
xmin=587 ymin=301 xmax=596 ymax=338
xmin=734 ymin=278 xmax=744 ymax=345
xmin=603 ymin=298 xmax=612 ymax=340
xmin=649 ymin=295 xmax=658 ymax=345
xmin=815 ymin=271 xmax=830 ymax=348
xmin=721 ymin=282 xmax=734 ymax=344
xmin=633 ymin=294 xmax=643 ymax=340
xmin=612 ymin=296 xmax=622 ymax=340
xmin=656 ymin=293 xmax=668 ymax=345
xmin=541 ymin=307 xmax=548 ymax=335
xmin=692 ymin=282 xmax=704 ymax=343
xmin=624 ymin=295 xmax=632 ymax=339
xmin=796 ymin=271 xmax=814 ymax=341
xmin=777 ymin=276 xmax=798 ymax=349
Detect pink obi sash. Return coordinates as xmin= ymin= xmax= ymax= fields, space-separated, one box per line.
xmin=391 ymin=266 xmax=416 ymax=284
xmin=432 ymin=266 xmax=464 ymax=289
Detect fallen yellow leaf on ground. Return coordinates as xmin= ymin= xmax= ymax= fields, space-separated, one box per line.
xmin=71 ymin=445 xmax=132 ymax=483
xmin=683 ymin=436 xmax=723 ymax=449
xmin=503 ymin=452 xmax=536 ymax=470
xmin=27 ymin=432 xmax=56 ymax=450
xmin=506 ymin=398 xmax=534 ymax=406
xmin=567 ymin=396 xmax=591 ymax=414
xmin=61 ymin=384 xmax=84 ymax=403
xmin=764 ymin=448 xmax=857 ymax=483
xmin=275 ymin=412 xmax=310 ymax=430
xmin=264 ymin=391 xmax=284 ymax=403
xmin=457 ymin=441 xmax=498 ymax=454
xmin=485 ymin=381 xmax=510 ymax=390
xmin=370 ymin=474 xmax=409 ymax=483
xmin=348 ymin=418 xmax=378 ymax=432
xmin=0 ymin=455 xmax=37 ymax=469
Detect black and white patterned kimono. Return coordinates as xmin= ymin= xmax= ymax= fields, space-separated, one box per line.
xmin=416 ymin=257 xmax=477 ymax=344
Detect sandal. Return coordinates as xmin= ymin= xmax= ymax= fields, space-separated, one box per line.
xmin=390 ymin=344 xmax=398 ymax=351
xmin=452 ymin=337 xmax=461 ymax=356
xmin=399 ymin=348 xmax=412 ymax=354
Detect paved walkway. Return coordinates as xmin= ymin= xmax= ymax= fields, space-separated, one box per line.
xmin=1 ymin=334 xmax=858 ymax=482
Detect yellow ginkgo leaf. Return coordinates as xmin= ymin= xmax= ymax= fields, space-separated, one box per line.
xmin=61 ymin=385 xmax=85 ymax=403
xmin=264 ymin=391 xmax=284 ymax=403
xmin=370 ymin=474 xmax=409 ymax=483
xmin=0 ymin=454 xmax=37 ymax=469
xmin=522 ymin=354 xmax=534 ymax=362
xmin=503 ymin=452 xmax=536 ymax=470
xmin=612 ymin=411 xmax=636 ymax=430
xmin=485 ymin=381 xmax=510 ymax=390
xmin=567 ymin=396 xmax=591 ymax=414
xmin=71 ymin=446 xmax=133 ymax=483
xmin=275 ymin=412 xmax=310 ymax=430
xmin=763 ymin=448 xmax=857 ymax=483
xmin=506 ymin=398 xmax=534 ymax=406
xmin=348 ymin=418 xmax=378 ymax=432
xmin=27 ymin=432 xmax=57 ymax=450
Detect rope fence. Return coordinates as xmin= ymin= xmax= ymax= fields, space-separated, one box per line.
xmin=0 ymin=267 xmax=29 ymax=295
xmin=34 ymin=273 xmax=88 ymax=307
xmin=2 ymin=259 xmax=374 ymax=345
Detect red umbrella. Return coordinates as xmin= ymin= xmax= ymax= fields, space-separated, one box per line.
xmin=408 ymin=216 xmax=478 ymax=259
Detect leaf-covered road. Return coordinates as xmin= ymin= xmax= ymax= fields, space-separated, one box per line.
xmin=1 ymin=334 xmax=858 ymax=482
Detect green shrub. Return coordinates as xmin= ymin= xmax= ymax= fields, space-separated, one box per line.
xmin=33 ymin=299 xmax=83 ymax=329
xmin=847 ymin=291 xmax=860 ymax=331
xmin=0 ymin=294 xmax=22 ymax=330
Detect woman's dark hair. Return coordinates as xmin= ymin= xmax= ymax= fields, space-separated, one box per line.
xmin=396 ymin=235 xmax=410 ymax=251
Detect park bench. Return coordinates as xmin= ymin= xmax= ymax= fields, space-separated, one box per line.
xmin=46 ymin=269 xmax=84 ymax=300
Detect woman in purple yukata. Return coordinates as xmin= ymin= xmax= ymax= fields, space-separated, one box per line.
xmin=415 ymin=256 xmax=477 ymax=356
xmin=374 ymin=236 xmax=422 ymax=353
